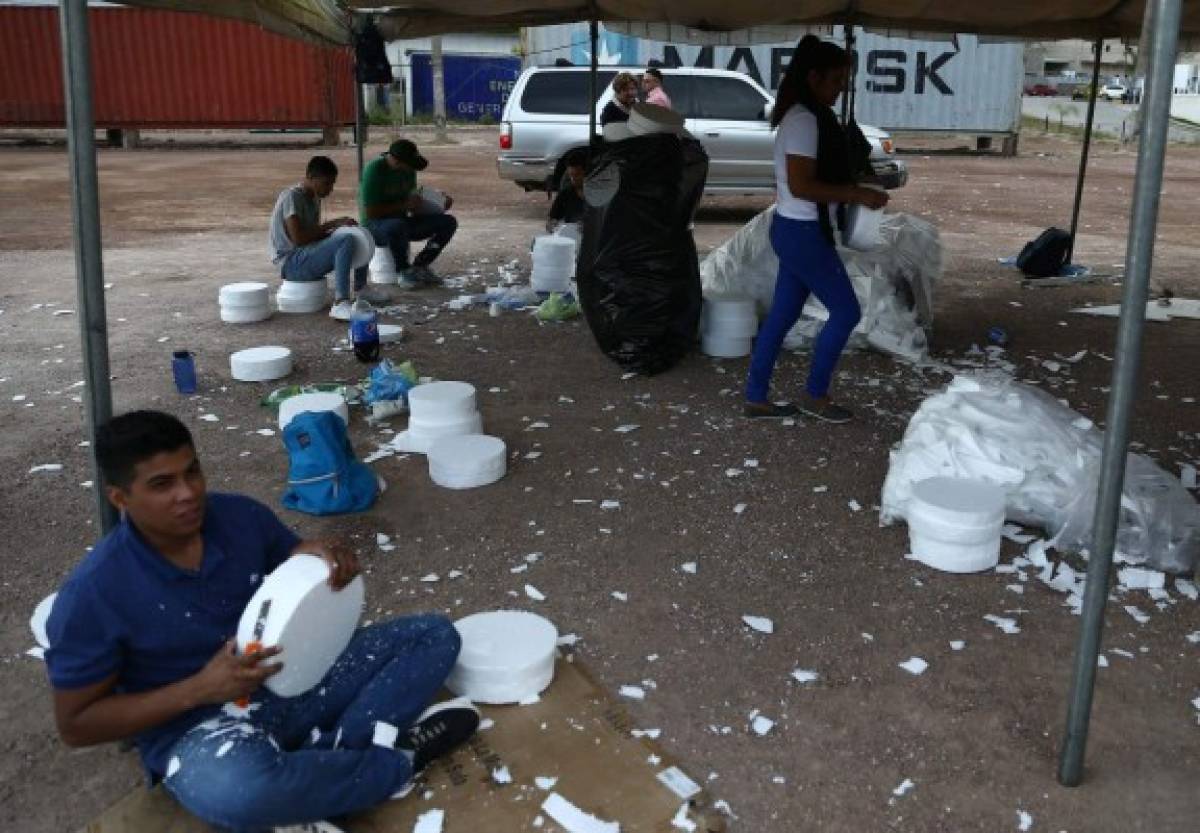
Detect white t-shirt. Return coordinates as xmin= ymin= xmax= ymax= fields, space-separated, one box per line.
xmin=774 ymin=105 xmax=822 ymax=221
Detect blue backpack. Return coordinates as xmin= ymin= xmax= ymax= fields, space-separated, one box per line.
xmin=281 ymin=411 xmax=378 ymax=515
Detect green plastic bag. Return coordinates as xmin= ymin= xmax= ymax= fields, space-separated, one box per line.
xmin=536 ymin=293 xmax=581 ymax=322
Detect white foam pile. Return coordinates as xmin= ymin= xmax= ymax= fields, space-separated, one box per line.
xmin=446 ymin=610 xmax=558 ymax=704
xmin=700 ymin=207 xmax=940 ymax=364
xmin=531 ymin=234 xmax=575 ymax=294
xmin=391 ymin=381 xmax=484 ymax=454
xmin=881 ymin=374 xmax=1200 ymax=574
xmin=230 ymin=346 xmax=293 ymax=382
xmin=700 ymin=295 xmax=757 ymax=359
xmin=218 ymin=282 xmax=271 ymax=324
xmin=276 ymin=278 xmax=328 ymax=314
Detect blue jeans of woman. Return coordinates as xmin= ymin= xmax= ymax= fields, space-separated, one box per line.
xmin=281 ymin=234 xmax=368 ymax=301
xmin=746 ymin=214 xmax=862 ymax=402
xmin=163 ymin=615 xmax=461 ymax=832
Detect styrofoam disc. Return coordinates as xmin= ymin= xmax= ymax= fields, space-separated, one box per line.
xmin=392 ymin=411 xmax=484 ymax=455
xmin=236 ymin=554 xmax=365 ymax=697
xmin=910 ymin=477 xmax=1006 ymax=527
xmin=221 ymin=304 xmax=272 ymax=324
xmin=278 ymin=391 xmax=349 ymax=431
xmin=702 ymin=333 xmax=752 ymax=358
xmin=331 ymin=225 xmax=376 ymax=269
xmin=446 ymin=610 xmax=558 ymax=704
xmin=842 ymin=204 xmax=884 ymax=251
xmin=407 ymin=381 xmax=478 ymax=420
xmin=219 ymin=282 xmax=270 ymax=307
xmin=30 ymin=592 xmax=56 ymax=650
xmin=909 ymin=531 xmax=1001 ymax=574
xmin=277 ymin=279 xmax=328 ymax=301
xmin=378 ymin=323 xmax=405 ymax=344
xmin=428 ymin=434 xmax=507 ymax=489
xmin=230 ymin=346 xmax=293 ymax=382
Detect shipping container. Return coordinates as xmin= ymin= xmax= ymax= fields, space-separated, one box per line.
xmin=409 ymin=53 xmax=521 ymax=122
xmin=0 ymin=5 xmax=355 ymax=129
xmin=524 ymin=24 xmax=1023 ymax=136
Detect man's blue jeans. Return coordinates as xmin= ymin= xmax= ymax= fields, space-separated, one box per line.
xmin=365 ymin=214 xmax=458 ymax=270
xmin=281 ymin=234 xmax=369 ymax=301
xmin=164 ymin=615 xmax=461 ymax=832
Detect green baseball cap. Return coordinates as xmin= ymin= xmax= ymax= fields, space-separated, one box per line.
xmin=387 ymin=139 xmax=428 ymax=171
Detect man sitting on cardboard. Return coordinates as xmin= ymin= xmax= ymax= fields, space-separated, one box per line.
xmin=45 ymin=410 xmax=479 ymax=832
xmin=360 ymin=139 xmax=458 ymax=289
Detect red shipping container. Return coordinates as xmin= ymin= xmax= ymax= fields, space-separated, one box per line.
xmin=0 ymin=6 xmax=355 ymax=129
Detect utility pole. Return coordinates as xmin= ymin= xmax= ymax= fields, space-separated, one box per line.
xmin=431 ymin=36 xmax=448 ymax=143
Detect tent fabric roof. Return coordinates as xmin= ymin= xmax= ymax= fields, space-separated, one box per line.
xmin=121 ymin=1 xmax=1200 ymax=45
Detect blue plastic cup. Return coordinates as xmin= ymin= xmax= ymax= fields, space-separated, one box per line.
xmin=172 ymin=350 xmax=197 ymax=394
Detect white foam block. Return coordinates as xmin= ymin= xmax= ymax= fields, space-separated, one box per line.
xmin=541 ymin=793 xmax=620 ymax=833
xmin=899 ymin=657 xmax=928 ymax=675
xmin=230 ymin=346 xmax=293 ymax=382
xmin=30 ymin=592 xmax=57 ymax=649
xmin=413 ymin=808 xmax=445 ymax=833
xmin=278 ymin=392 xmax=349 ymax=431
xmin=741 ymin=615 xmax=774 ymax=634
xmin=236 ymin=555 xmax=364 ymax=697
xmin=446 ymin=610 xmax=558 ymax=704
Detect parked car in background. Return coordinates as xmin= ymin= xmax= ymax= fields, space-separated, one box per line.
xmin=1101 ymin=83 xmax=1129 ymax=102
xmin=497 ymin=66 xmax=908 ymax=197
xmin=1071 ymin=85 xmax=1097 ymax=101
xmin=1023 ymin=83 xmax=1058 ymax=96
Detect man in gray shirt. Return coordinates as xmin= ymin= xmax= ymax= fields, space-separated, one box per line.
xmin=269 ymin=156 xmax=388 ymax=321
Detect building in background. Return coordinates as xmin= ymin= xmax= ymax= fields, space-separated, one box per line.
xmin=1023 ymin=38 xmax=1138 ymax=88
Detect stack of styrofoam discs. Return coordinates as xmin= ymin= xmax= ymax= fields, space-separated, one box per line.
xmin=278 ymin=391 xmax=349 ymax=431
xmin=428 ymin=434 xmax=507 ymax=489
xmin=531 ymin=235 xmax=575 ymax=293
xmin=276 ymin=279 xmax=328 ymax=314
xmin=378 ymin=323 xmax=405 ymax=344
xmin=331 ymin=224 xmax=376 ymax=268
xmin=219 ymin=282 xmax=272 ymax=324
xmin=701 ymin=295 xmax=758 ymax=358
xmin=906 ymin=477 xmax=1006 ymax=573
xmin=446 ymin=610 xmax=559 ymax=704
xmin=394 ymin=381 xmax=484 ymax=453
xmin=369 ymin=245 xmax=398 ymax=285
xmin=230 ymin=346 xmax=293 ymax=382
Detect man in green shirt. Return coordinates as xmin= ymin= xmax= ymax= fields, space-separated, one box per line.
xmin=361 ymin=139 xmax=458 ymax=288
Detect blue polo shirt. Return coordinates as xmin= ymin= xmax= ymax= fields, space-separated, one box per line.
xmin=45 ymin=493 xmax=300 ymax=780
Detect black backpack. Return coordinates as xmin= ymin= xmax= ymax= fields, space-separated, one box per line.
xmin=1016 ymin=227 xmax=1072 ymax=278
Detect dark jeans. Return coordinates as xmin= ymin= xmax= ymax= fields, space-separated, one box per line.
xmin=163 ymin=615 xmax=461 ymax=832
xmin=365 ymin=214 xmax=458 ymax=269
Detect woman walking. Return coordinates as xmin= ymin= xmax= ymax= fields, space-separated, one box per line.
xmin=744 ymin=35 xmax=888 ymax=424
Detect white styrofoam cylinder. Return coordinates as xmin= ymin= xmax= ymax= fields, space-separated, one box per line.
xmin=909 ymin=477 xmax=1006 ymax=527
xmin=331 ymin=224 xmax=376 ymax=269
xmin=378 ymin=323 xmax=405 ymax=343
xmin=408 ymin=381 xmax=478 ymax=421
xmin=906 ymin=504 xmax=1004 ymax=542
xmin=230 ymin=346 xmax=293 ymax=382
xmin=909 ymin=531 xmax=1001 ymax=574
xmin=702 ymin=333 xmax=752 ymax=358
xmin=276 ymin=299 xmax=326 ymax=314
xmin=407 ymin=411 xmax=485 ymax=444
xmin=370 ymin=244 xmax=396 ymax=274
xmin=445 ymin=610 xmax=558 ymax=704
xmin=219 ymin=282 xmax=271 ymax=308
xmin=702 ymin=312 xmax=758 ymax=339
xmin=278 ymin=391 xmax=349 ymax=431
xmin=277 ymin=279 xmax=328 ymax=300
xmin=236 ymin=554 xmax=365 ymax=697
xmin=31 ymin=592 xmax=56 ymax=649
xmin=220 ymin=304 xmax=273 ymax=324
xmin=842 ymin=204 xmax=884 ymax=251
xmin=428 ymin=434 xmax=507 ymax=489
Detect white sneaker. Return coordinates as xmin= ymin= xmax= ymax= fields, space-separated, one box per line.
xmin=272 ymin=822 xmax=346 ymax=833
xmin=357 ymin=286 xmax=391 ymax=304
xmin=328 ymin=300 xmax=354 ymax=321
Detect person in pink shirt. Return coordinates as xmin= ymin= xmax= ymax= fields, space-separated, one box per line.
xmin=642 ymin=67 xmax=672 ymax=109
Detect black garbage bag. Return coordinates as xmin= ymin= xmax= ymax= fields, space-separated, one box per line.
xmin=577 ymin=134 xmax=709 ymax=375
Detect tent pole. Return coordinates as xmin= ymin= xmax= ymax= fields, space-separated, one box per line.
xmin=588 ymin=19 xmax=599 ymax=153
xmin=1058 ymin=0 xmax=1182 ymax=788
xmin=59 ymin=0 xmax=117 ymax=534
xmin=841 ymin=21 xmax=855 ymax=125
xmin=355 ymin=78 xmax=365 ymax=182
xmin=1067 ymin=37 xmax=1104 ymax=265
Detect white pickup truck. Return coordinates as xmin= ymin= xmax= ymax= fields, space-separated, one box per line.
xmin=497 ymin=65 xmax=908 ymax=196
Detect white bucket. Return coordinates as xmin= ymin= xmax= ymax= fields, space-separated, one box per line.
xmin=278 ymin=391 xmax=349 ymax=431
xmin=702 ymin=332 xmax=753 ymax=359
xmin=236 ymin=554 xmax=364 ymax=698
xmin=445 ymin=610 xmax=558 ymax=704
xmin=428 ymin=434 xmax=507 ymax=489
xmin=906 ymin=477 xmax=1005 ymax=573
xmin=230 ymin=346 xmax=293 ymax=382
xmin=368 ymin=245 xmax=398 ymax=285
xmin=331 ymin=224 xmax=375 ymax=268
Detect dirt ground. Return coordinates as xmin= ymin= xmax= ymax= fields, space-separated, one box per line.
xmin=1 ymin=126 xmax=1198 ymax=833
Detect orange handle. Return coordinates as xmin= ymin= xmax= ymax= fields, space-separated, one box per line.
xmin=234 ymin=640 xmax=263 ymax=708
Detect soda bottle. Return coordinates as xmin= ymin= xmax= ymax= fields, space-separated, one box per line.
xmin=349 ymin=299 xmax=380 ymax=363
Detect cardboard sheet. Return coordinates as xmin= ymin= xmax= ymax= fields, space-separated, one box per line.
xmin=86 ymin=657 xmax=720 ymax=833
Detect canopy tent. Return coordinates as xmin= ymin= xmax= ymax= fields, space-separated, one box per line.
xmin=56 ymin=0 xmax=1191 ymax=793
